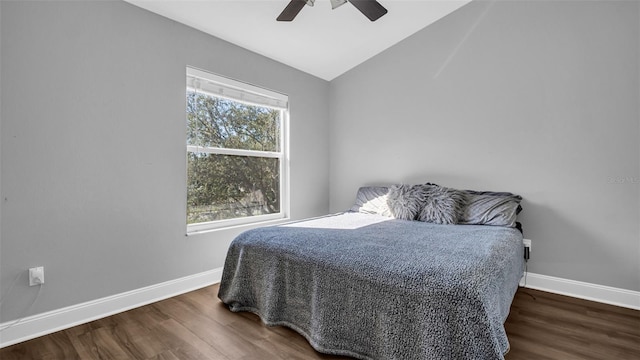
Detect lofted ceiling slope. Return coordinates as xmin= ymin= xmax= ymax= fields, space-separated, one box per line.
xmin=124 ymin=0 xmax=472 ymax=81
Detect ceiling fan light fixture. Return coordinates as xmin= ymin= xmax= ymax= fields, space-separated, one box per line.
xmin=330 ymin=0 xmax=347 ymax=10
xmin=305 ymin=0 xmax=315 ymax=7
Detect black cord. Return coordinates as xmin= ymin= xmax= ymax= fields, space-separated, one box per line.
xmin=518 ymin=259 xmax=537 ymax=301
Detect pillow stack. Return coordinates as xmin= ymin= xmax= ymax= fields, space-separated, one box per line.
xmin=350 ymin=183 xmax=522 ymax=228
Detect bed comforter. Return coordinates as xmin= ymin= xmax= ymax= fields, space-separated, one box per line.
xmin=218 ymin=212 xmax=524 ymax=360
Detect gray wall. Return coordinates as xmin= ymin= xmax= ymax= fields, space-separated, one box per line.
xmin=1 ymin=0 xmax=638 ymax=326
xmin=330 ymin=0 xmax=639 ymax=291
xmin=0 ymin=0 xmax=329 ymax=322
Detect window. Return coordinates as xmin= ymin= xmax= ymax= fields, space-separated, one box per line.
xmin=186 ymin=67 xmax=289 ymax=233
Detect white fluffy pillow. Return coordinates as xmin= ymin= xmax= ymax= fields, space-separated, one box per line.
xmin=386 ymin=184 xmax=426 ymax=220
xmin=417 ymin=185 xmax=467 ymax=225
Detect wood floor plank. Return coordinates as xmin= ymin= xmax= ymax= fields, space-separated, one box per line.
xmin=148 ymin=349 xmax=182 ymax=360
xmin=0 ymin=330 xmax=79 ymax=360
xmin=2 ymin=284 xmax=638 ymax=359
xmin=182 ymin=316 xmax=261 ymax=359
xmin=503 ymin=289 xmax=640 ymax=360
xmin=150 ymin=318 xmax=230 ymax=359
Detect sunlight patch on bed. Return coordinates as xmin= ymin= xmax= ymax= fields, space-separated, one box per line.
xmin=282 ymin=213 xmax=390 ymax=230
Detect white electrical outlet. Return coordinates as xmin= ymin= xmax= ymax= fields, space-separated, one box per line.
xmin=29 ymin=266 xmax=45 ymax=286
xmin=523 ymin=239 xmax=532 ymax=251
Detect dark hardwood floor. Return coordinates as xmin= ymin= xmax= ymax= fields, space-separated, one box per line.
xmin=1 ymin=284 xmax=638 ymax=359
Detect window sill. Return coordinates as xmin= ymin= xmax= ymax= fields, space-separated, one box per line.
xmin=185 ymin=216 xmax=290 ymax=237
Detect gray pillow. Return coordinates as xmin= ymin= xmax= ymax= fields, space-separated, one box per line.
xmin=386 ymin=184 xmax=426 ymax=220
xmin=418 ymin=184 xmax=468 ymax=224
xmin=458 ymin=191 xmax=522 ymax=227
xmin=349 ymin=186 xmax=391 ymax=216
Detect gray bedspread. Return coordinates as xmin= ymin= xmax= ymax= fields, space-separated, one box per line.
xmin=218 ymin=212 xmax=524 ymax=360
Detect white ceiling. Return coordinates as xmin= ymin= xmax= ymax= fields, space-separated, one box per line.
xmin=124 ymin=0 xmax=471 ymax=81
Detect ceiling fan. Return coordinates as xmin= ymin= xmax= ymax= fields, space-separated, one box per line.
xmin=277 ymin=0 xmax=388 ymax=22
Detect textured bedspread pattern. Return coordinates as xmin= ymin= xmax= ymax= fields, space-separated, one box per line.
xmin=218 ymin=212 xmax=524 ymax=360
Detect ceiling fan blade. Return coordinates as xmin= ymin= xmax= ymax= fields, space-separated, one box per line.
xmin=348 ymin=0 xmax=388 ymax=21
xmin=277 ymin=0 xmax=307 ymax=21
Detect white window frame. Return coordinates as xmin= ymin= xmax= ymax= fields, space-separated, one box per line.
xmin=186 ymin=67 xmax=290 ymax=234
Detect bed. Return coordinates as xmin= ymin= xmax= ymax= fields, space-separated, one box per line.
xmin=218 ymin=184 xmax=524 ymax=360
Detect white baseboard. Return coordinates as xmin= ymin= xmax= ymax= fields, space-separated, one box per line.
xmin=520 ymin=272 xmax=640 ymax=310
xmin=0 ymin=267 xmax=223 ymax=349
xmin=2 ymin=269 xmax=638 ymax=349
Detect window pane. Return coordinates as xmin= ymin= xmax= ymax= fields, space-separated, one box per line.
xmin=187 ymin=152 xmax=280 ymax=224
xmin=186 ymin=91 xmax=280 ymax=152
